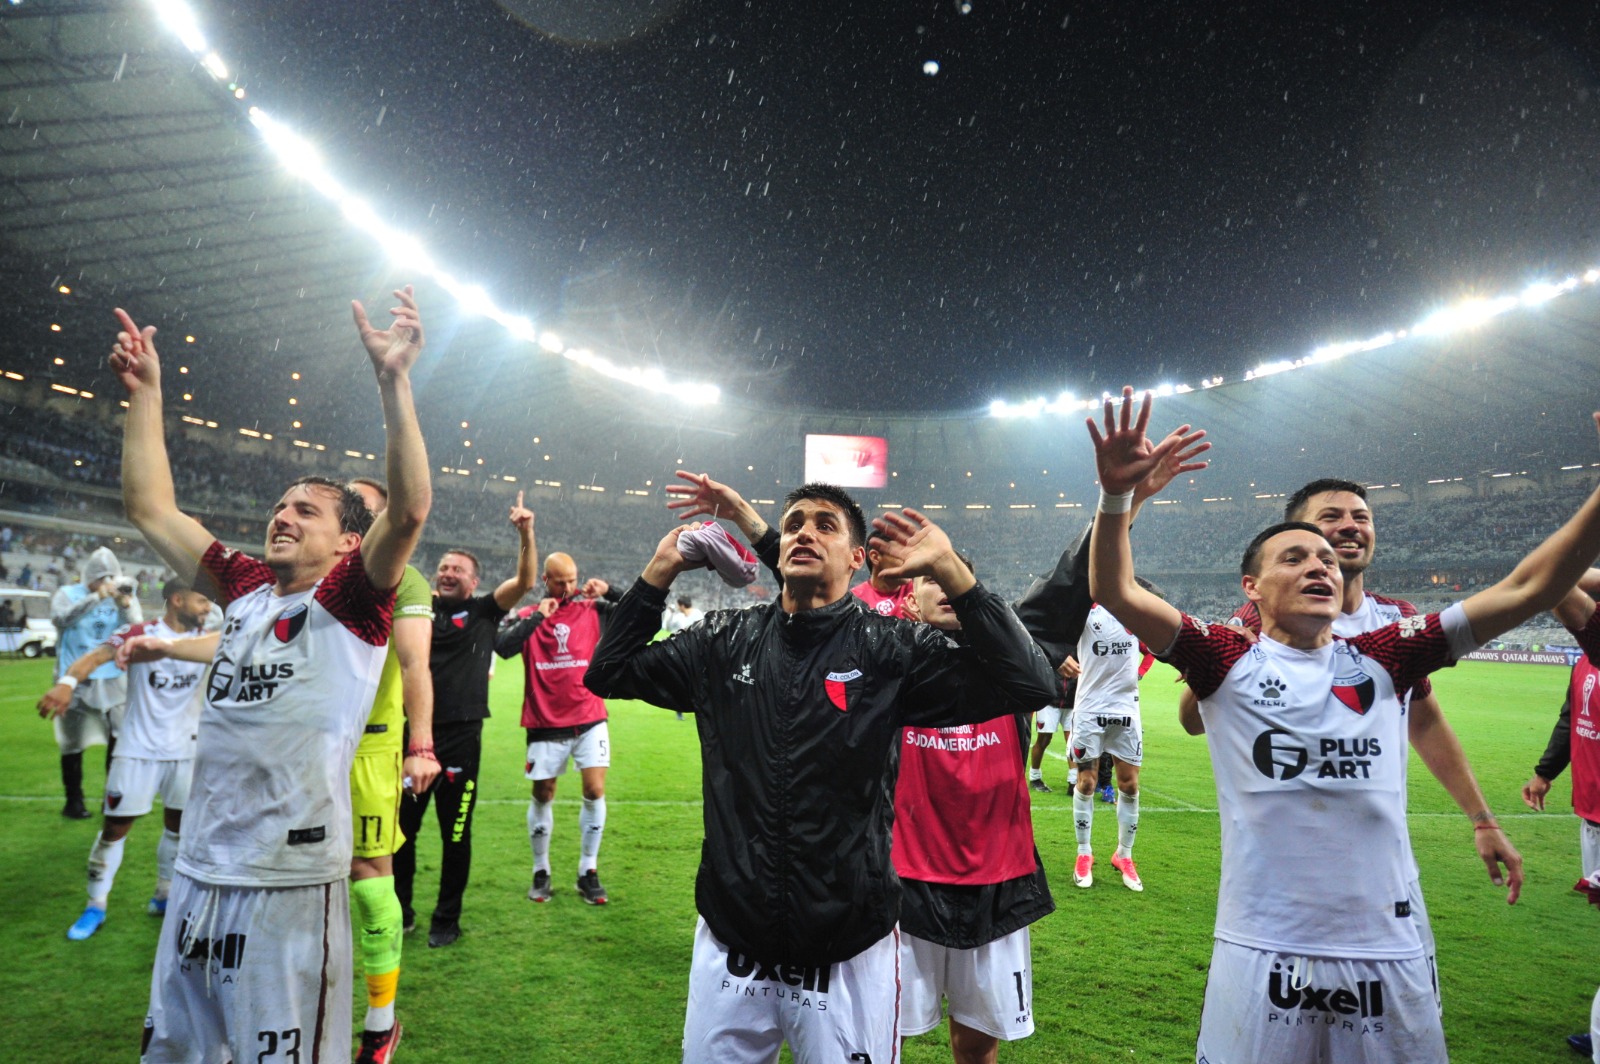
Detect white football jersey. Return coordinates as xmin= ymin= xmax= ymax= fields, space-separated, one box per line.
xmin=1166 ymin=603 xmax=1478 ymax=960
xmin=104 ymin=618 xmax=208 ymax=761
xmin=1075 ymin=604 xmax=1142 ymax=715
xmin=178 ymin=543 xmax=392 ymax=888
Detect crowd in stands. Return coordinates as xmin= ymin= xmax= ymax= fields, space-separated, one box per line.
xmin=3 ymin=399 xmax=1597 ymax=647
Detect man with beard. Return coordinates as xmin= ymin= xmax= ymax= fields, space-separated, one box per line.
xmin=395 ymin=493 xmax=537 ymax=948
xmin=1179 ymin=479 xmax=1524 ymax=909
xmin=495 ymin=552 xmax=616 ymax=906
xmin=1089 ymin=388 xmax=1600 ymax=1064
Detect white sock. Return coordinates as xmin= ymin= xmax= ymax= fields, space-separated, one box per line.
xmin=155 ymin=829 xmax=179 ymax=899
xmin=1072 ymin=791 xmax=1094 ymax=855
xmin=528 ymin=798 xmax=553 ymax=874
xmin=1116 ymin=791 xmax=1140 ymax=858
xmin=1028 ymin=767 xmax=1042 ymax=781
xmin=367 ymin=1002 xmax=395 ymax=1032
xmin=579 ymin=796 xmax=607 ymax=874
xmin=87 ymin=831 xmax=125 ymax=907
xmin=1589 ymin=984 xmax=1600 ymax=1064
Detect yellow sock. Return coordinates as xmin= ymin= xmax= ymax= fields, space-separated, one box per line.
xmin=366 ymin=968 xmax=399 ymax=1010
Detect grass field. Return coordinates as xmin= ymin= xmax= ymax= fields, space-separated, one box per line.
xmin=0 ymin=654 xmax=1593 ymax=1062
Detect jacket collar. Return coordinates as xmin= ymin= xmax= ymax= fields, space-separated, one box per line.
xmin=773 ymin=591 xmax=863 ymax=643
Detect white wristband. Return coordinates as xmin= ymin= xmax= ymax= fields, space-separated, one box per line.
xmin=57 ymin=675 xmax=79 ymax=691
xmin=1097 ymin=488 xmax=1136 ymax=514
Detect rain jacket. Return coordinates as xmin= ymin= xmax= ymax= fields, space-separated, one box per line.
xmin=584 ymin=575 xmax=1061 ymax=966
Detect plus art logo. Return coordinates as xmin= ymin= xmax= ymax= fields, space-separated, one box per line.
xmin=1251 ymin=728 xmax=1308 ymax=781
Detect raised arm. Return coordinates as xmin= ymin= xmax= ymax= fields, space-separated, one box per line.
xmin=352 ymin=286 xmax=432 ymax=591
xmin=110 ymin=309 xmax=215 ymax=582
xmin=1459 ymin=417 xmax=1600 ymax=643
xmin=116 ymin=630 xmax=220 ymax=669
xmin=666 ymin=471 xmax=782 ymax=585
xmin=1085 ymin=388 xmax=1192 ymax=651
xmin=492 ymin=491 xmax=538 ymax=611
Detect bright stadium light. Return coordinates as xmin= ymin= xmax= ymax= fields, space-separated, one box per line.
xmin=151 ymin=5 xmax=720 ymax=407
xmin=987 ymin=269 xmax=1600 ymax=416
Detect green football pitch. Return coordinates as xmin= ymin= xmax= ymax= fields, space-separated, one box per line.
xmin=0 ymin=655 xmax=1592 ymax=1062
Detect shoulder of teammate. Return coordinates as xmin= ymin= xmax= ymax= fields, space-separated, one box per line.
xmin=199 ymin=541 xmax=274 ymax=605
xmin=1347 ymin=607 xmax=1471 ymax=693
xmin=1227 ymin=600 xmax=1262 ymax=632
xmin=1567 ymin=600 xmax=1600 ymax=664
xmin=105 ymin=619 xmax=156 ymax=649
xmin=1366 ymin=590 xmax=1420 ymax=616
xmin=1159 ymin=612 xmax=1253 ymax=701
xmin=313 ymin=548 xmax=395 ymax=647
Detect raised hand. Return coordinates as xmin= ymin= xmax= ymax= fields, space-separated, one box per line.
xmin=868 ymin=508 xmax=956 ymax=581
xmin=666 ymin=472 xmax=746 ymax=522
xmin=109 ymin=307 xmax=161 ymax=395
xmin=642 ymin=523 xmax=697 ymax=590
xmin=581 ymin=578 xmax=610 ymax=599
xmin=1134 ymin=425 xmax=1211 ymax=505
xmin=1086 ymin=386 xmax=1187 ymax=496
xmin=508 ymin=490 xmax=535 ymax=535
xmin=537 ymin=597 xmax=560 ymax=618
xmin=351 ymin=284 xmax=425 ymax=378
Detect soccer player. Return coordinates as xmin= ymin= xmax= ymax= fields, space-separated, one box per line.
xmin=40 ymin=578 xmax=211 ymax=938
xmin=112 ymin=287 xmax=431 ymax=1064
xmin=1523 ymin=577 xmax=1600 ymax=1059
xmin=852 ymin=541 xmax=916 ymax=617
xmin=494 ymin=552 xmax=615 ymax=906
xmin=47 ymin=546 xmax=141 ymax=818
xmin=1178 ymin=478 xmax=1524 ymax=902
xmin=1069 ymin=596 xmax=1156 ymax=892
xmin=1026 ymin=658 xmax=1077 ymax=794
xmin=585 ymin=486 xmax=1060 ymax=1064
xmin=1086 ymin=387 xmax=1600 ymax=1063
xmin=396 ymin=494 xmax=538 ymax=948
xmin=896 ymin=561 xmax=1053 ymax=1063
xmin=346 ymin=477 xmax=441 ymax=1063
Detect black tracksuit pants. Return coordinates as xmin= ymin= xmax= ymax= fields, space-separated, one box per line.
xmin=395 ymin=720 xmax=482 ymax=930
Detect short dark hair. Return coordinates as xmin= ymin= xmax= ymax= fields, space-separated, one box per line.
xmin=677 ymin=596 xmax=693 ymax=609
xmin=161 ymin=577 xmax=191 ymax=601
xmin=285 ymin=475 xmax=373 ymax=537
xmin=1284 ymin=479 xmax=1368 ymax=522
xmin=1241 ymin=521 xmax=1329 ymax=577
xmin=441 ymin=548 xmax=481 ymax=577
xmin=348 ymin=477 xmax=388 ymax=507
xmin=779 ymin=483 xmax=868 ymax=548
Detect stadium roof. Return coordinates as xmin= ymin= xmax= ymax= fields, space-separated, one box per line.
xmin=5 ymin=3 xmax=1600 ymax=502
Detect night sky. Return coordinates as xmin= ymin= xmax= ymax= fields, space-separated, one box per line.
xmin=204 ymin=0 xmax=1600 ymax=412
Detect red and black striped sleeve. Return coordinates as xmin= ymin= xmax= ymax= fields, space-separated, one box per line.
xmin=198 ymin=541 xmax=274 ymax=606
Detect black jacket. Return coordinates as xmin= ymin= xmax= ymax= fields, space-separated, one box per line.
xmin=584 ymin=575 xmax=1062 ymax=966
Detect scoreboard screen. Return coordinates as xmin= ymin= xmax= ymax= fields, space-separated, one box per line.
xmin=803 ymin=434 xmax=888 ymax=489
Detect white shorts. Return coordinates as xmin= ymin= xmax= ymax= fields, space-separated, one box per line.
xmin=899 ymin=926 xmax=1033 ymax=1041
xmin=1070 ymin=707 xmax=1143 ymax=766
xmin=525 ymin=721 xmax=611 ymax=780
xmin=1195 ymin=939 xmax=1444 ymax=1064
xmin=141 ymin=873 xmax=351 ymax=1064
xmin=682 ymin=917 xmax=900 ymax=1064
xmin=1582 ymin=819 xmax=1600 ymax=879
xmin=54 ymin=689 xmax=125 ymax=755
xmin=1035 ymin=706 xmax=1064 ymax=734
xmin=105 ymin=756 xmax=193 ymax=817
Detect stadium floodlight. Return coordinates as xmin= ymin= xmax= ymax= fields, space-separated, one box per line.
xmin=150 ymin=0 xmax=207 ymax=54
xmin=148 ymin=3 xmax=721 ymax=408
xmin=1520 ymin=278 xmax=1578 ymax=307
